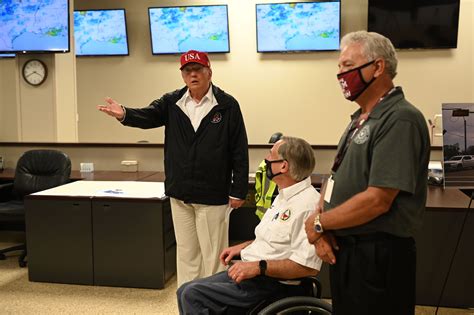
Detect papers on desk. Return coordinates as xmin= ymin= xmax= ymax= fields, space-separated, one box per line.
xmin=33 ymin=181 xmax=167 ymax=199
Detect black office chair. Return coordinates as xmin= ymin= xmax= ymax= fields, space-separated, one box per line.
xmin=268 ymin=132 xmax=283 ymax=144
xmin=0 ymin=149 xmax=71 ymax=267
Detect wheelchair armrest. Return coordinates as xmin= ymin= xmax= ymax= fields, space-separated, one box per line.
xmin=299 ymin=276 xmax=322 ymax=299
xmin=268 ymin=275 xmax=322 ymax=299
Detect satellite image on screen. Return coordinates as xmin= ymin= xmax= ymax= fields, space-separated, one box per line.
xmin=149 ymin=5 xmax=229 ymax=54
xmin=0 ymin=0 xmax=69 ymax=52
xmin=74 ymin=10 xmax=129 ymax=56
xmin=256 ymin=2 xmax=340 ymax=52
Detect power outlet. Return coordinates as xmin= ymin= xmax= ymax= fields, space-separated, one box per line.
xmin=80 ymin=162 xmax=94 ymax=173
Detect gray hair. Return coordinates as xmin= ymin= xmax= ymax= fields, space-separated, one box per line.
xmin=341 ymin=31 xmax=398 ymax=79
xmin=278 ymin=136 xmax=315 ymax=182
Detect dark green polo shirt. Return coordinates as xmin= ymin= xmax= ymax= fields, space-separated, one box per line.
xmin=324 ymin=87 xmax=430 ymax=237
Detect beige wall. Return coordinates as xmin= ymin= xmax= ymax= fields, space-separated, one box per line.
xmin=0 ymin=60 xmax=20 ymax=141
xmin=17 ymin=54 xmax=57 ymax=142
xmin=0 ymin=144 xmax=444 ymax=174
xmin=0 ymin=0 xmax=472 ymax=145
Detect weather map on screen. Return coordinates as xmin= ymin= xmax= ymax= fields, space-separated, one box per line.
xmin=0 ymin=0 xmax=69 ymax=53
xmin=148 ymin=5 xmax=230 ymax=54
xmin=74 ymin=9 xmax=129 ymax=56
xmin=256 ymin=1 xmax=340 ymax=52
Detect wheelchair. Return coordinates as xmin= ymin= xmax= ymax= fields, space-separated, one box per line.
xmin=258 ymin=296 xmax=333 ymax=314
xmin=228 ymin=276 xmax=332 ymax=315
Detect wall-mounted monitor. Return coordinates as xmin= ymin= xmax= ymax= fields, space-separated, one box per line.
xmin=368 ymin=0 xmax=461 ymax=49
xmin=442 ymin=103 xmax=474 ymax=189
xmin=0 ymin=54 xmax=15 ymax=58
xmin=256 ymin=1 xmax=341 ymax=53
xmin=0 ymin=0 xmax=70 ymax=53
xmin=148 ymin=5 xmax=230 ymax=55
xmin=74 ymin=9 xmax=129 ymax=56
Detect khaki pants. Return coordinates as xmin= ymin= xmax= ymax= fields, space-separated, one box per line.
xmin=170 ymin=198 xmax=230 ymax=287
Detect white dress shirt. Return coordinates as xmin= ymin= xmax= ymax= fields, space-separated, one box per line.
xmin=241 ymin=177 xmax=322 ymax=271
xmin=176 ymin=85 xmax=218 ymax=131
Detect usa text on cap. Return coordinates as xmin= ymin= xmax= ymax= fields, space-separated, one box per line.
xmin=180 ymin=50 xmax=211 ymax=70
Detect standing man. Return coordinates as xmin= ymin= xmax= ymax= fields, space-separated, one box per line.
xmin=178 ymin=137 xmax=322 ymax=314
xmin=305 ymin=31 xmax=430 ymax=315
xmin=98 ymin=50 xmax=249 ymax=287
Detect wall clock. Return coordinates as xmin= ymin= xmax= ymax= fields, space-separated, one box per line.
xmin=22 ymin=59 xmax=48 ymax=86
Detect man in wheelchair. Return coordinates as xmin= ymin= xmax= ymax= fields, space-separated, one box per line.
xmin=177 ymin=136 xmax=322 ymax=314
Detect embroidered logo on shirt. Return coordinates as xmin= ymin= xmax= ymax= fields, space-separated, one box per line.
xmin=279 ymin=209 xmax=291 ymax=221
xmin=211 ymin=112 xmax=222 ymax=124
xmin=354 ymin=125 xmax=370 ymax=144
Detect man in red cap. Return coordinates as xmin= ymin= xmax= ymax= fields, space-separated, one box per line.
xmin=98 ymin=50 xmax=249 ymax=287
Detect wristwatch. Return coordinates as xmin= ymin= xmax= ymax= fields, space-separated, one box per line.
xmin=259 ymin=260 xmax=267 ymax=276
xmin=314 ymin=214 xmax=324 ymax=233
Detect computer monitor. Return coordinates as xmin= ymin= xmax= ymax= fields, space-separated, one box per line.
xmin=74 ymin=9 xmax=129 ymax=56
xmin=368 ymin=0 xmax=461 ymax=49
xmin=256 ymin=1 xmax=341 ymax=53
xmin=0 ymin=0 xmax=70 ymax=53
xmin=0 ymin=54 xmax=15 ymax=58
xmin=442 ymin=103 xmax=474 ymax=188
xmin=148 ymin=5 xmax=230 ymax=54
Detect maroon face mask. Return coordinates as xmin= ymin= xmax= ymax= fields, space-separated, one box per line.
xmin=337 ymin=60 xmax=376 ymax=101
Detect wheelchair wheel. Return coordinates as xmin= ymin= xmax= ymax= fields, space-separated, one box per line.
xmin=258 ymin=296 xmax=332 ymax=315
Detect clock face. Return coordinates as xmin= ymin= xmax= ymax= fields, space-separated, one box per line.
xmin=22 ymin=59 xmax=47 ymax=86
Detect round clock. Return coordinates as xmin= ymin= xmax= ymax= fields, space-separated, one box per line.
xmin=22 ymin=59 xmax=48 ymax=86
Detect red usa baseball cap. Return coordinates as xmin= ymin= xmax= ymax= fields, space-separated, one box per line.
xmin=180 ymin=50 xmax=211 ymax=70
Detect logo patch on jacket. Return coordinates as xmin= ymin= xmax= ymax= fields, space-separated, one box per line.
xmin=279 ymin=209 xmax=291 ymax=221
xmin=354 ymin=125 xmax=370 ymax=144
xmin=211 ymin=112 xmax=222 ymax=124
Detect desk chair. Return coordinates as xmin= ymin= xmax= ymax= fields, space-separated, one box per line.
xmin=0 ymin=149 xmax=71 ymax=267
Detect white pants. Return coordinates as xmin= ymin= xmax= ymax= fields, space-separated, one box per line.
xmin=170 ymin=197 xmax=230 ymax=287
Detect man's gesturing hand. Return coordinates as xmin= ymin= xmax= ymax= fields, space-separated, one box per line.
xmin=97 ymin=97 xmax=125 ymax=120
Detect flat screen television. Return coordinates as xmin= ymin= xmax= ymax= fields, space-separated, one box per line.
xmin=442 ymin=103 xmax=474 ymax=189
xmin=0 ymin=0 xmax=70 ymax=53
xmin=256 ymin=1 xmax=341 ymax=53
xmin=148 ymin=5 xmax=230 ymax=55
xmin=74 ymin=9 xmax=129 ymax=56
xmin=367 ymin=0 xmax=461 ymax=49
xmin=0 ymin=54 xmax=15 ymax=58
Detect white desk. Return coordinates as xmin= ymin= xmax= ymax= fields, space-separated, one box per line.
xmin=25 ymin=181 xmax=175 ymax=289
xmin=33 ymin=180 xmax=166 ymax=198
